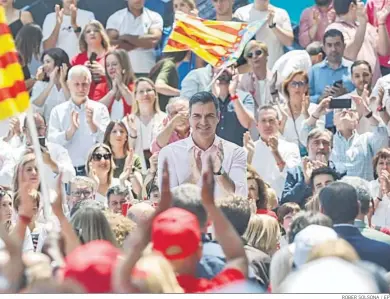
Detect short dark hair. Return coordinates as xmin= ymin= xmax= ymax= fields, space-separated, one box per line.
xmin=333 ymin=0 xmax=356 ymax=15
xmin=189 ymin=91 xmax=220 ymax=114
xmin=40 ymin=47 xmax=71 ymax=82
xmin=307 ymin=128 xmax=333 ymax=146
xmin=351 ymin=60 xmax=372 ymax=74
xmin=340 ymin=176 xmax=371 ymax=215
xmin=107 ymin=185 xmax=129 ymax=203
xmin=319 ymin=182 xmax=359 ymax=224
xmin=310 ymin=167 xmax=339 ymax=189
xmin=257 ymin=105 xmax=279 ymax=120
xmin=288 ymin=211 xmax=333 ymax=244
xmin=323 ymin=29 xmax=345 ymax=44
xmin=217 ymin=195 xmax=251 ymax=236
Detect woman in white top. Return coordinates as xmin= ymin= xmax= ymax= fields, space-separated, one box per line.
xmin=86 ymin=144 xmax=133 ymax=206
xmin=278 ymin=70 xmax=324 ymax=149
xmin=369 ymin=148 xmax=390 ymax=228
xmin=123 ymin=78 xmax=167 ymax=171
xmin=30 ymin=48 xmax=71 ymax=123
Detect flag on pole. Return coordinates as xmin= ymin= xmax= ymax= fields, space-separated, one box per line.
xmin=164 ymin=12 xmax=266 ymax=68
xmin=0 ymin=6 xmax=29 ymax=121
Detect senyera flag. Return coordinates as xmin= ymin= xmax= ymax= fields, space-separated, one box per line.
xmin=0 ymin=6 xmax=29 ymax=121
xmin=164 ymin=12 xmax=266 ymax=68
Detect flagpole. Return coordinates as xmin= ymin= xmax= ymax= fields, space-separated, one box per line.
xmin=206 ymin=65 xmax=228 ymax=91
xmin=25 ymin=108 xmax=51 ymax=221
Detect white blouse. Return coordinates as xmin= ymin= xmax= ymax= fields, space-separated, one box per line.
xmin=369 ymin=179 xmax=390 ymax=227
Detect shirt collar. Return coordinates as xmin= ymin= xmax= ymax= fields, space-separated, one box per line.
xmin=71 ymin=99 xmax=88 ymax=111
xmin=319 ymin=58 xmax=350 ymax=70
xmin=185 ymin=134 xmax=221 ymax=152
xmin=354 ymin=219 xmax=366 ymax=229
xmin=127 ymin=6 xmax=145 ymax=17
xmin=335 ymin=129 xmax=358 ymax=142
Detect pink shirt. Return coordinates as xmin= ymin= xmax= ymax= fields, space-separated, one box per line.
xmin=367 ymin=0 xmax=390 ymax=68
xmin=326 ymin=20 xmax=381 ymax=84
xmin=299 ymin=4 xmax=335 ymax=48
xmin=150 ymin=117 xmax=190 ymax=154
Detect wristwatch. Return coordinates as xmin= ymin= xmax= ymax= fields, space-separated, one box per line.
xmin=73 ymin=26 xmax=82 ymax=33
xmin=213 ymin=167 xmax=225 ymax=176
xmin=269 ymin=23 xmax=277 ymax=28
xmin=365 ymin=110 xmax=373 ymax=119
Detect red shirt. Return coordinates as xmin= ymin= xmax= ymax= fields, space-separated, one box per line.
xmin=256 ymin=209 xmax=278 ymax=220
xmin=98 ymin=81 xmax=134 ymax=117
xmin=176 ymin=268 xmax=245 ymax=293
xmin=71 ymin=52 xmax=107 ymax=100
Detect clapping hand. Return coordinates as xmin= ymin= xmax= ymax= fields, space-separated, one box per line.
xmin=49 ymin=66 xmax=60 ymax=83
xmin=71 ymin=110 xmax=79 ymax=130
xmin=157 ymin=160 xmax=172 ymax=213
xmin=243 ymin=132 xmax=255 ymax=165
xmin=265 ymin=135 xmax=279 ymax=153
xmin=86 ymin=103 xmax=94 ymax=126
xmin=212 ymin=141 xmax=224 ymax=173
xmin=51 ymin=174 xmax=64 ymax=218
xmin=55 ymin=4 xmax=64 ymax=25
xmin=201 ymin=157 xmax=216 ymax=208
xmin=126 ymin=114 xmax=137 ymax=137
xmin=119 ymin=148 xmax=134 ymax=183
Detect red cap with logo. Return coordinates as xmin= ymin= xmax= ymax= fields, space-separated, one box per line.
xmin=152 ymin=207 xmax=201 ymax=260
xmin=62 ymin=240 xmax=121 ymax=293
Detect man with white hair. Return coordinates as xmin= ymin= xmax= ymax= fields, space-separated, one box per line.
xmin=48 ymin=65 xmax=110 ymax=176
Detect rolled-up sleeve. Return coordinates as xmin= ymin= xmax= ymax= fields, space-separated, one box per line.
xmin=229 ymin=147 xmax=248 ymax=197
xmin=94 ymin=105 xmax=110 ymax=142
xmin=157 ymin=146 xmax=179 ymax=191
xmin=369 ymin=124 xmax=389 ymax=154
xmin=49 ymin=144 xmax=76 ymax=183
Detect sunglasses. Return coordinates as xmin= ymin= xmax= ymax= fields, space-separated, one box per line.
xmin=290 ymin=81 xmax=306 ymax=88
xmin=246 ymin=50 xmax=263 ymax=59
xmin=92 ymin=153 xmax=112 ymax=161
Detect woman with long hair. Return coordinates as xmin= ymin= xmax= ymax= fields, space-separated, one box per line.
xmin=0 ymin=188 xmax=13 ymax=233
xmin=71 ymin=20 xmax=110 ymax=100
xmin=103 ymin=120 xmax=143 ymax=197
xmin=30 ymin=48 xmax=71 ymax=122
xmin=149 ymin=51 xmax=187 ymax=111
xmin=1 ymin=0 xmax=33 ymax=37
xmin=123 ymin=78 xmax=167 ymax=171
xmin=99 ymin=49 xmax=136 ymax=119
xmin=86 ymin=143 xmax=134 ymax=206
xmin=278 ymin=70 xmax=324 ymax=152
xmin=15 ymin=23 xmax=43 ymax=90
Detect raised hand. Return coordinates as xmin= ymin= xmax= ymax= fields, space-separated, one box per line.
xmin=267 ymin=8 xmax=276 ymax=26
xmin=356 ymin=1 xmax=368 ymax=24
xmin=327 ymin=8 xmax=336 ymax=23
xmin=228 ymin=68 xmax=239 ymax=96
xmin=71 ymin=110 xmax=79 ymax=130
xmin=302 ymin=94 xmax=310 ymax=117
xmin=35 ymin=66 xmax=45 ymax=81
xmin=85 ymin=104 xmax=94 ymax=126
xmin=70 ymin=3 xmax=78 ymax=27
xmin=157 ymin=160 xmax=172 ymax=213
xmin=243 ymin=132 xmax=255 ymax=165
xmin=379 ymin=169 xmax=390 ymax=197
xmin=313 ymin=97 xmax=331 ymax=118
xmin=302 ymin=157 xmax=314 ymax=184
xmin=55 ymin=4 xmax=64 ymax=25
xmin=213 ymin=141 xmax=224 ymax=173
xmin=351 ymin=95 xmax=370 ymax=117
xmin=59 ymin=63 xmax=68 ymax=84
xmin=377 ymin=1 xmax=390 ymax=24
xmin=119 ymin=148 xmax=134 ymax=183
xmin=170 ymin=111 xmax=188 ymax=128
xmin=126 ymin=114 xmax=137 ymax=137
xmin=149 ymin=152 xmax=158 ymax=174
xmin=187 ymin=148 xmax=202 ymax=184
xmin=49 ymin=66 xmax=59 ymax=83
xmin=266 ymin=135 xmax=279 ymax=153
xmin=51 ymin=173 xmax=64 ymax=218
xmin=88 ymin=162 xmax=100 ymax=186
xmin=312 ymin=9 xmax=320 ymax=24
xmin=201 ymin=157 xmax=216 ymax=208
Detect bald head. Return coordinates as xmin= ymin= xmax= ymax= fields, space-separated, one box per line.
xmin=127 ymin=203 xmax=155 ymax=224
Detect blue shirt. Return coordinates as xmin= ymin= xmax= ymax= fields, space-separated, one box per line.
xmin=309 ymin=59 xmax=354 ymax=127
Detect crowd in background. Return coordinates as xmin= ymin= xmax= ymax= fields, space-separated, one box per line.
xmin=0 ymin=0 xmax=390 ymax=293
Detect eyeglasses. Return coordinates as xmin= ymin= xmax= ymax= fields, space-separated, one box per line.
xmin=92 ymin=153 xmax=112 ymax=161
xmin=290 ymin=81 xmax=306 ymax=88
xmin=71 ymin=190 xmax=93 ymax=198
xmin=246 ymin=50 xmax=263 ymax=59
xmin=137 ymin=88 xmax=154 ymax=95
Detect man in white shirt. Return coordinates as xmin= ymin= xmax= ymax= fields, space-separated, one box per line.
xmin=234 ymin=0 xmax=294 ymax=68
xmin=180 ymin=65 xmax=213 ymax=99
xmin=48 ymin=65 xmax=110 ymax=176
xmin=14 ymin=113 xmax=75 ymax=189
xmin=42 ymin=0 xmax=95 ymax=59
xmin=252 ymin=105 xmax=301 ymax=199
xmin=106 ymin=0 xmax=163 ymax=76
xmin=157 ymin=91 xmax=247 ymax=198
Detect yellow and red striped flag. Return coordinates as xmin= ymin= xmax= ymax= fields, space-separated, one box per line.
xmin=0 ymin=6 xmax=29 ymax=121
xmin=164 ymin=13 xmax=266 ymax=68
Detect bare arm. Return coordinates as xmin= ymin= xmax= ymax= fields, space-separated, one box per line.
xmin=43 ymin=23 xmax=61 ymax=50
xmin=271 ymin=25 xmax=294 ymax=47
xmin=98 ymin=89 xmax=116 ymax=108
xmin=32 ymin=82 xmax=54 ymax=107
xmin=120 ymin=29 xmax=162 ymax=49
xmin=343 ymin=21 xmax=367 ymax=61
xmin=156 ymin=121 xmax=176 ymax=149
xmin=377 ymin=24 xmax=390 ymax=56
xmin=232 ymin=96 xmax=255 ymax=129
xmin=155 ymin=80 xmax=180 ymax=97
xmin=117 ymin=82 xmax=134 ymax=106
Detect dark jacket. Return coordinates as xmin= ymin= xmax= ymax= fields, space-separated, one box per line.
xmin=334 ymin=225 xmax=390 ymax=272
xmin=281 ymin=165 xmax=312 ymax=207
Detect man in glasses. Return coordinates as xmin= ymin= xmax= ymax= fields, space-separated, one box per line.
xmin=15 ymin=113 xmax=75 ymax=189
xmin=340 ymin=176 xmax=390 ymax=245
xmin=67 ymin=176 xmax=97 ymax=214
xmin=302 ymin=95 xmax=388 ymax=180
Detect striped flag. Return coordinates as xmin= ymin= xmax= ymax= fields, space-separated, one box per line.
xmin=0 ymin=6 xmax=29 ymax=121
xmin=164 ymin=12 xmax=266 ymax=68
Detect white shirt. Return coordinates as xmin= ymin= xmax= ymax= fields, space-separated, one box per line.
xmin=42 ymin=9 xmax=95 ymax=60
xmin=110 ymin=99 xmax=125 ymax=121
xmin=14 ymin=142 xmax=75 ymax=189
xmin=157 ymin=135 xmax=248 ymax=198
xmin=30 ymin=81 xmax=68 ymax=123
xmin=234 ymin=4 xmax=293 ymax=68
xmin=48 ymin=99 xmax=110 ymax=167
xmin=252 ymin=137 xmax=301 ymax=198
xmin=272 ymin=50 xmax=312 ymax=89
xmin=106 ymin=8 xmax=163 ymax=74
xmin=369 ymin=179 xmax=390 ymax=227
xmin=0 ymin=140 xmax=16 ymax=188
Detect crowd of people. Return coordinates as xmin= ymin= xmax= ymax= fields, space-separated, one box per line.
xmin=1 ymin=0 xmax=390 ymax=293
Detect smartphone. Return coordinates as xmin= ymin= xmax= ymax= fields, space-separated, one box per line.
xmin=329 ymin=98 xmax=352 ymax=109
xmin=38 ymin=136 xmax=46 ymax=148
xmin=89 ymin=52 xmax=97 ymax=64
xmin=333 ymin=80 xmax=343 ymax=87
xmin=122 ymin=203 xmax=131 ymax=217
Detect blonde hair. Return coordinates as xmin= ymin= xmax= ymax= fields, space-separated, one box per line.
xmin=307 ymin=239 xmax=360 ymax=263
xmin=103 ymin=211 xmax=137 ymax=248
xmin=132 ymin=77 xmax=161 ymax=115
xmin=244 ymin=40 xmax=269 ymax=58
xmin=243 ymin=214 xmax=280 ymax=256
xmin=79 ymin=20 xmax=111 ymax=53
xmin=12 ymin=153 xmax=39 ymax=195
xmin=133 ymin=253 xmax=184 ymax=293
xmin=305 ymin=195 xmax=321 ymax=212
xmin=85 ymin=144 xmax=115 ymax=188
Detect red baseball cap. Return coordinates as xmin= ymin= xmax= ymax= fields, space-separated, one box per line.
xmin=62 ymin=240 xmax=121 ymax=293
xmin=152 ymin=207 xmax=201 ymax=260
